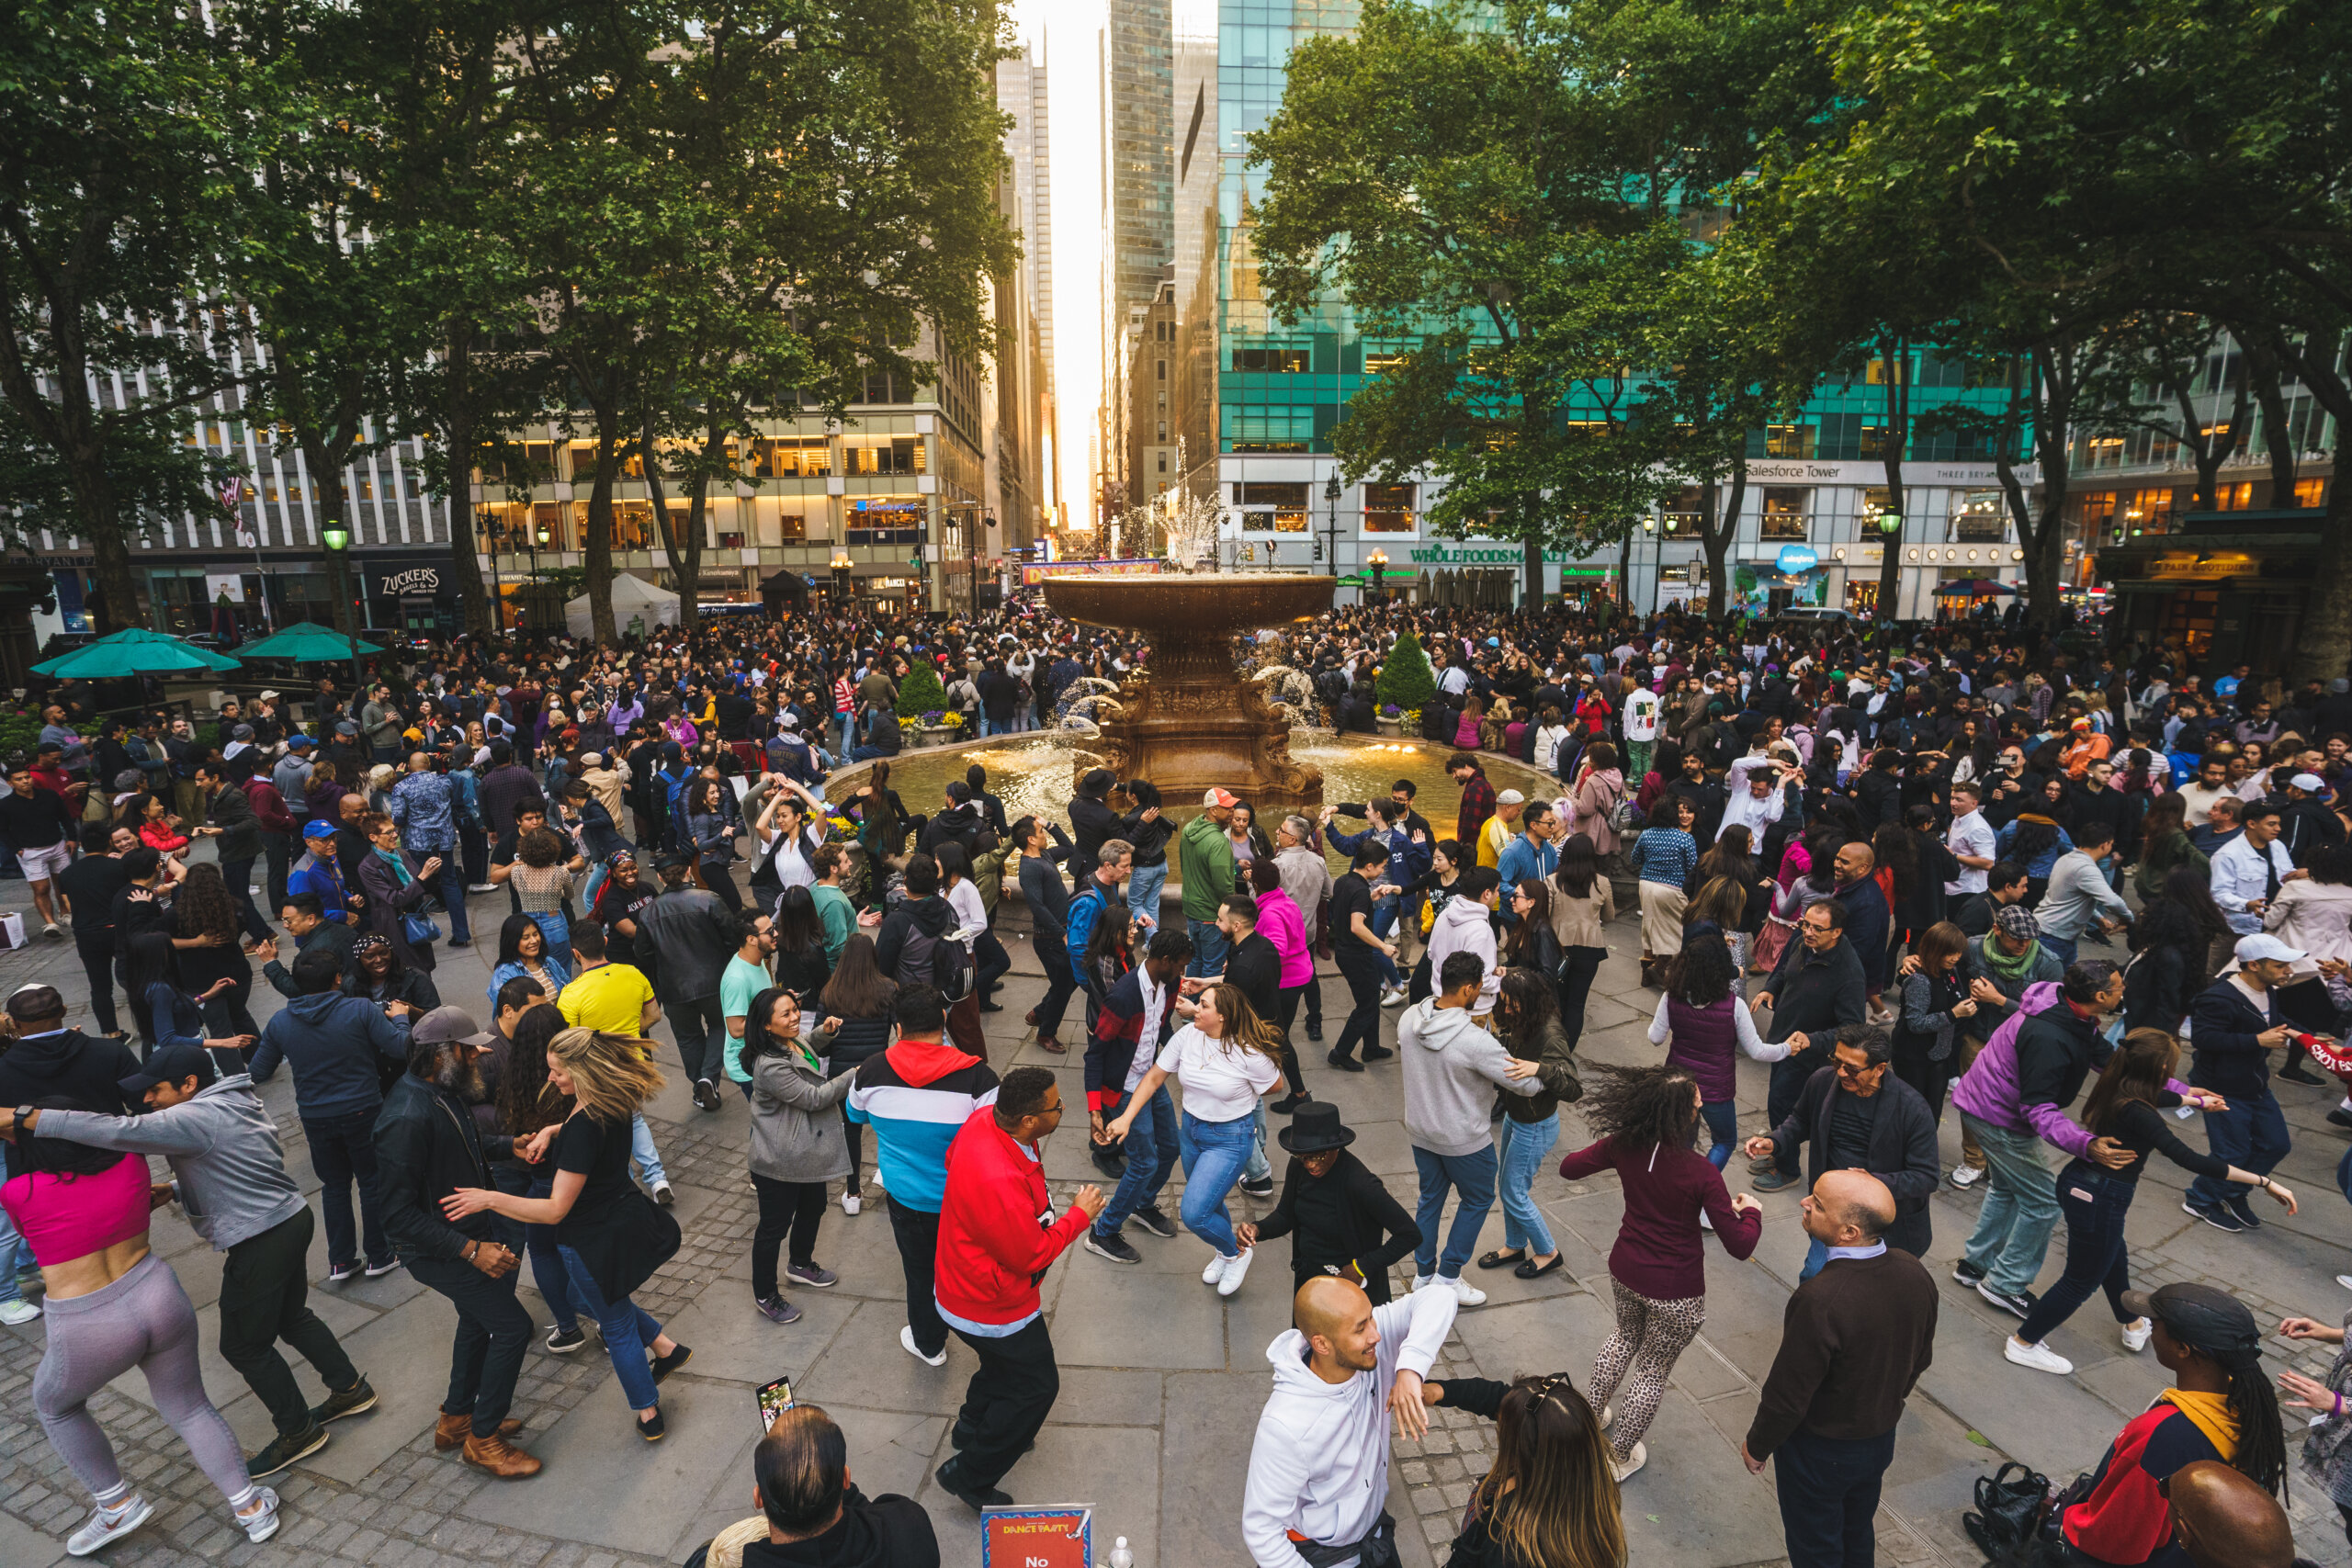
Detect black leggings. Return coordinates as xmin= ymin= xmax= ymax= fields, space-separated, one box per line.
xmin=698 ymin=858 xmax=745 ymax=912
xmin=1330 ymin=954 xmax=1385 ymax=1065
xmin=974 ymin=931 xmax=1011 ymax=1003
xmin=1274 ymin=984 xmax=1311 ymax=1095
xmin=1555 ymin=946 xmax=1603 ymax=1047
xmin=750 ymin=1173 xmax=830 ymax=1300
xmin=841 ymin=1109 xmax=865 ymax=1196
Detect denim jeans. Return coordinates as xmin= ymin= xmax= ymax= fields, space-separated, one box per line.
xmin=2018 ymin=1162 xmax=2138 ymax=1344
xmin=629 ymin=1111 xmax=668 ymax=1189
xmin=558 ymin=1244 xmax=665 ymax=1411
xmin=304 ymin=1108 xmax=391 ymax=1269
xmin=1413 ymin=1144 xmax=1499 ymax=1280
xmin=2041 ymin=933 xmax=2078 ymax=968
xmin=1097 ymin=1086 xmax=1178 ymax=1233
xmin=1699 ymin=1100 xmax=1738 ymax=1170
xmin=1244 ymin=1102 xmax=1272 ymax=1184
xmin=1497 ymin=1113 xmax=1559 ymax=1255
xmin=1127 ymin=863 xmax=1168 ymax=931
xmin=581 ymin=861 xmax=608 ymax=913
xmin=2188 ymin=1089 xmax=2290 ymax=1212
xmin=413 ymin=849 xmax=470 ymax=942
xmin=1176 ymin=1110 xmax=1256 ymax=1256
xmin=1187 ymin=917 xmax=1228 ymax=978
xmin=1960 ymin=1114 xmax=2059 ymax=1296
xmin=492 ymin=1165 xmax=577 ymax=1333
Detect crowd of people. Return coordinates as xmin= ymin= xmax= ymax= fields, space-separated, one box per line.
xmin=0 ymin=592 xmax=2343 ymax=1568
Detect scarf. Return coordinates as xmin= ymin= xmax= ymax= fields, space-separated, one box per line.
xmin=2154 ymin=1389 xmax=2240 ymax=1460
xmin=374 ymin=846 xmax=413 ymax=887
xmin=1982 ymin=931 xmax=2041 ymax=980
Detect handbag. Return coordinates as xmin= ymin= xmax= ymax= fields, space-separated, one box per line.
xmin=401 ymin=909 xmax=442 ymax=947
xmin=1962 ymin=1461 xmax=2052 ymax=1562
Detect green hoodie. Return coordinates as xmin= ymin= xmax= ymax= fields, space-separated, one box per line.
xmin=1178 ymin=812 xmax=1237 ymax=920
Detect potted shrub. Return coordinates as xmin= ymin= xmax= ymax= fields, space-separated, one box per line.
xmin=918 ymin=709 xmax=953 ymax=746
xmin=1375 ymin=703 xmax=1402 ymax=737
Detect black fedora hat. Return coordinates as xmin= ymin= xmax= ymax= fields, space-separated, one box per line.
xmin=1278 ymin=1101 xmax=1356 ymax=1156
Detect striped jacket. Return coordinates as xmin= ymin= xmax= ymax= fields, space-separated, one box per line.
xmin=845 ymin=1039 xmax=1000 ymax=1213
xmin=1083 ymin=967 xmax=1178 ymax=1111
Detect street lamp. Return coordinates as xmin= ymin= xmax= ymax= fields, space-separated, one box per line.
xmin=322 ymin=522 xmax=363 ymax=692
xmin=1321 ymin=473 xmax=1340 ymax=570
xmin=831 ymin=550 xmax=852 ymax=612
xmin=1366 ymin=547 xmax=1387 ymax=605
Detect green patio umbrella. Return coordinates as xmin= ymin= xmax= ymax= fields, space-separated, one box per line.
xmin=32 ymin=627 xmax=243 ymax=678
xmin=235 ymin=621 xmax=390 ymax=661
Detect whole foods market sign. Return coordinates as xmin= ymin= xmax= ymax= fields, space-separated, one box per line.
xmin=1408 ymin=546 xmax=1588 ymax=565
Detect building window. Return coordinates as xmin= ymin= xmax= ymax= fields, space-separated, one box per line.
xmin=1156 ymin=359 xmax=1167 ymax=381
xmin=1363 ymin=483 xmax=1415 ymax=534
xmin=1231 ymin=346 xmax=1309 ymax=373
xmin=2295 ymin=478 xmax=2327 ymax=508
xmin=2077 ymin=491 xmax=2119 ymax=536
xmin=2214 ymin=481 xmax=2255 ymax=511
xmin=2124 ymin=489 xmax=2178 ymax=534
xmin=1759 ymin=488 xmax=1810 ymax=539
xmin=845 ymin=498 xmax=924 ymax=545
xmin=1156 ymin=452 xmax=1168 ymax=473
xmin=1764 ymin=423 xmax=1815 ymax=459
xmin=1858 ymin=423 xmax=1897 ymax=460
xmin=842 ymin=437 xmax=924 ymax=476
xmin=1238 ymin=481 xmax=1309 ymax=533
xmin=1951 ymin=491 xmax=2006 ymax=540
xmin=751 ymin=438 xmax=831 ymax=478
xmin=1223 ymin=402 xmax=1312 ymax=453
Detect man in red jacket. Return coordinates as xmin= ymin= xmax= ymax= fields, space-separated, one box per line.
xmin=932 ymin=1066 xmax=1104 ymax=1510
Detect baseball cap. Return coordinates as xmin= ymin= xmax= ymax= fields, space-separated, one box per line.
xmin=654 ymin=850 xmax=693 ymax=872
xmin=286 ymin=734 xmax=313 ymax=750
xmin=1992 ymin=904 xmax=2040 ymax=942
xmin=258 ymin=690 xmax=281 ymax=702
xmin=120 ymin=1043 xmax=217 ymax=1098
xmin=781 ymin=714 xmax=799 ymax=728
xmin=412 ymin=1006 xmax=494 ymax=1048
xmin=1497 ymin=789 xmax=1525 ymax=806
xmin=2291 ymin=772 xmax=2326 ymax=792
xmin=2235 ymin=933 xmax=2307 ymax=964
xmin=1202 ymin=787 xmax=1238 ymax=809
xmin=335 ymin=720 xmax=359 ymax=736
xmin=2115 ymin=1281 xmax=2262 ymax=1366
xmin=301 ymin=818 xmax=339 ymax=840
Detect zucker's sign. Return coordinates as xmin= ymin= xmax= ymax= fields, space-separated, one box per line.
xmin=378 ymin=568 xmax=440 ymax=596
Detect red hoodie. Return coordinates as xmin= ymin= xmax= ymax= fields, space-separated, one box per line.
xmin=933 ymin=1107 xmax=1090 ymax=1329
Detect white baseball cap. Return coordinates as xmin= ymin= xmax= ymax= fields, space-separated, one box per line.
xmin=2235 ymin=933 xmax=2307 ymax=965
xmin=2290 ymin=773 xmax=2326 ymax=792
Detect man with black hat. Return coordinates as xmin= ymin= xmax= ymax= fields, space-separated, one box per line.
xmin=373 ymin=1008 xmax=543 ymax=1478
xmin=1238 ymin=1102 xmax=1419 ymax=1306
xmin=6 ymin=1043 xmax=377 ymax=1480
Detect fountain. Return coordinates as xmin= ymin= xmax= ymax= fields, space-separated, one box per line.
xmin=1041 ymin=573 xmax=1335 ymax=818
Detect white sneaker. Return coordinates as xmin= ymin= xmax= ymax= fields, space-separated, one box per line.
xmin=1610 ymin=1440 xmax=1647 ymax=1483
xmin=0 ymin=1298 xmax=40 ymax=1325
xmin=1380 ymin=987 xmax=1408 ymax=1008
xmin=1411 ymin=1274 xmax=1434 ymax=1292
xmin=468 ymin=883 xmax=497 ymax=895
xmin=1598 ymin=1404 xmax=1614 ymax=1431
xmin=1201 ymin=1252 xmax=1231 ymax=1286
xmin=1446 ymin=1275 xmax=1487 ymax=1307
xmin=842 ymin=1190 xmax=862 ymax=1216
xmin=2004 ymin=1337 xmax=2074 ymax=1376
xmin=1949 ymin=1164 xmax=1984 ymax=1189
xmin=2337 ymin=1274 xmax=2352 ymax=1292
xmin=1216 ymin=1249 xmax=1253 ymax=1297
xmin=236 ymin=1487 xmax=280 ymax=1544
xmin=899 ymin=1325 xmax=946 ymax=1368
xmin=2120 ymin=1317 xmax=2153 ymax=1353
xmin=67 ymin=1495 xmax=153 ymax=1556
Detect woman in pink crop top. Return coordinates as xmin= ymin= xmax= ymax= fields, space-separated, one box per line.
xmin=1555 ymin=1063 xmax=1764 ymax=1484
xmin=0 ymin=1105 xmax=278 ymax=1554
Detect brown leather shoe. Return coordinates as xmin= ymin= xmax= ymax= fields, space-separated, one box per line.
xmin=435 ymin=1413 xmax=524 ymax=1451
xmin=461 ymin=1433 xmax=543 ymax=1479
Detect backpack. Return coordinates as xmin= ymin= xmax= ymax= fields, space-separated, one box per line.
xmin=898 ymin=921 xmax=971 ymax=1001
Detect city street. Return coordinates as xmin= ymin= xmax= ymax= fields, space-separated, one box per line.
xmin=3 ymin=874 xmax=2350 ymax=1568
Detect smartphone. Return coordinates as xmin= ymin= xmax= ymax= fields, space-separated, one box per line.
xmin=755 ymin=1375 xmax=796 ymax=1432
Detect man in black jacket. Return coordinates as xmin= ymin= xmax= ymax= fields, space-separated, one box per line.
xmin=372 ymin=1007 xmax=542 ymax=1478
xmin=2183 ymin=936 xmax=2299 ymax=1233
xmin=638 ymin=852 xmax=741 ymax=1099
xmin=685 ymin=1404 xmax=942 ymax=1568
xmin=1237 ymin=1102 xmax=1419 ymax=1306
xmin=1747 ymin=1026 xmax=1940 ymax=1274
xmin=1752 ymin=900 xmax=1869 ymax=1190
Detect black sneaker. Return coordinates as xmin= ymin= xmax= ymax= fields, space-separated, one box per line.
xmin=2183 ymin=1199 xmax=2245 ymax=1234
xmin=1360 ymin=1043 xmax=1395 ymax=1062
xmin=2280 ymin=1062 xmax=2328 ymax=1086
xmin=1325 ymin=1051 xmax=1364 ymax=1074
xmin=1130 ymin=1207 xmax=1178 ymax=1239
xmin=545 ymin=1325 xmax=587 ymax=1353
xmin=1239 ymin=1176 xmax=1276 ymax=1200
xmin=638 ymin=1408 xmax=666 ymax=1442
xmin=309 ymin=1378 xmax=377 ymax=1426
xmin=2223 ymin=1194 xmax=2263 ymax=1231
xmin=650 ymin=1343 xmax=693 ymax=1384
xmin=1270 ymin=1092 xmax=1309 ymax=1115
xmin=1975 ymin=1280 xmax=2038 ymax=1319
xmin=247 ymin=1424 xmax=329 ymax=1479
xmin=1090 ymin=1149 xmax=1128 ymax=1179
xmin=1304 ymin=1023 xmax=1324 ymax=1042
xmin=1951 ymin=1258 xmax=1986 ymax=1286
xmin=694 ymin=1078 xmax=721 ymax=1112
xmin=2329 ymin=1108 xmax=2352 ymax=1130
xmin=1084 ymin=1230 xmax=1143 ymax=1265
xmin=935 ymin=1461 xmax=1012 ymax=1511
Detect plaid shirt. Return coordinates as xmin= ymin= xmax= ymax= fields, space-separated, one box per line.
xmin=1455 ymin=771 xmax=1497 ymax=851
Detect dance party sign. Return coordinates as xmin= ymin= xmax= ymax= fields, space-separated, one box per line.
xmin=980 ymin=1506 xmax=1091 ymax=1568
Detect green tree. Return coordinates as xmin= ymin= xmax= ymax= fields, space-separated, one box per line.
xmin=1374 ymin=628 xmax=1438 ymax=712
xmin=896 ymin=659 xmax=948 ymax=721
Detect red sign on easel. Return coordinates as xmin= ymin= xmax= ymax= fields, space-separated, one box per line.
xmin=980 ymin=1506 xmax=1091 ymax=1568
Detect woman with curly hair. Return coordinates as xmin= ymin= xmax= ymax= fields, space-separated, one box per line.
xmin=171 ymin=863 xmax=260 ymax=1045
xmin=1558 ymin=1063 xmax=1763 ymax=1481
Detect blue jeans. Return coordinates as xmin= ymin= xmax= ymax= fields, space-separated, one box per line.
xmin=493 ymin=1165 xmax=579 ymax=1334
xmin=629 ymin=1111 xmax=667 ymax=1189
xmin=529 ymin=909 xmax=571 ymax=957
xmin=581 ymin=861 xmax=608 ymax=914
xmin=2041 ymin=932 xmax=2078 ymax=967
xmin=2018 ymin=1162 xmax=2137 ymax=1344
xmin=1187 ymin=918 xmax=1229 ymax=978
xmin=1700 ymin=1100 xmax=1737 ymax=1170
xmin=848 ymin=744 xmax=892 ymax=762
xmin=1413 ymin=1144 xmax=1499 ymax=1280
xmin=1097 ymin=1086 xmax=1178 ymax=1233
xmin=1127 ymin=863 xmax=1167 ymax=931
xmin=2188 ymin=1089 xmax=2290 ymax=1212
xmin=557 ymin=1245 xmax=665 ymax=1411
xmin=1497 ymin=1113 xmax=1559 ymax=1255
xmin=304 ymin=1108 xmax=391 ymax=1269
xmin=1960 ymin=1114 xmax=2059 ymax=1296
xmin=1176 ymin=1111 xmax=1256 ymax=1256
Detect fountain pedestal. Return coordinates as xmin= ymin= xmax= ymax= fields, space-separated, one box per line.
xmin=1041 ymin=573 xmax=1332 ymax=818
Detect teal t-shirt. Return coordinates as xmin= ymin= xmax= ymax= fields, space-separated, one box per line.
xmin=720 ymin=953 xmax=774 ymax=1083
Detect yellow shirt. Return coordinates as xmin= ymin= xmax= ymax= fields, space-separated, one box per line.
xmin=1477 ymin=814 xmax=1516 ymax=868
xmin=558 ymin=962 xmax=657 ymax=1036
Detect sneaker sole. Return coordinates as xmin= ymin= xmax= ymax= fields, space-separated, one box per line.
xmin=1083 ymin=1235 xmax=1142 ymax=1264
xmin=67 ymin=1497 xmax=154 ymax=1557
xmin=545 ymin=1334 xmax=587 ymax=1353
xmin=1975 ymin=1281 xmax=2033 ymax=1319
xmin=248 ymin=1427 xmax=329 ymax=1478
xmin=318 ymin=1388 xmax=379 ymax=1422
xmin=2182 ymin=1201 xmax=2244 ymax=1233
xmin=786 ymin=1273 xmax=837 ymax=1289
xmin=1129 ymin=1217 xmax=1178 ymax=1239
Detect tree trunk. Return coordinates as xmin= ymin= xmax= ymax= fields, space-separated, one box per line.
xmin=441 ymin=320 xmax=492 ymax=638
xmin=639 ymin=413 xmax=712 ymax=633
xmin=583 ymin=421 xmax=619 ymax=644
xmin=1616 ymin=522 xmax=1634 ymax=615
xmin=1705 ymin=462 xmax=1746 ymax=620
xmin=2244 ymin=339 xmax=2299 ymax=506
xmin=2177 ymin=371 xmax=2244 ymax=513
xmin=1873 ymin=334 xmax=1909 ymax=637
xmin=2291 ymin=418 xmax=2352 ymax=682
xmin=86 ymin=509 xmax=138 ymax=634
xmin=1522 ymin=532 xmax=1543 ymax=610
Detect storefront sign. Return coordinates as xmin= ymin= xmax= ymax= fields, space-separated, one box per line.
xmin=979 ymin=1507 xmax=1090 ymax=1568
xmin=1408 ymin=545 xmax=1585 ymax=565
xmin=1775 ymin=545 xmax=1819 ymax=574
xmin=2149 ymin=552 xmax=2257 ymax=580
xmin=378 ymin=566 xmax=441 ymax=597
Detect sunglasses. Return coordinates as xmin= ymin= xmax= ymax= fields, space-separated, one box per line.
xmin=1834 ymin=1057 xmax=1882 ymax=1078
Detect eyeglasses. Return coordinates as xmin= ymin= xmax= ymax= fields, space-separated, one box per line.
xmin=1834 ymin=1057 xmax=1881 ymax=1078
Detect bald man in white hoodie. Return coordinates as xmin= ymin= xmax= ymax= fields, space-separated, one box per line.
xmin=1241 ymin=1275 xmax=1457 ymax=1568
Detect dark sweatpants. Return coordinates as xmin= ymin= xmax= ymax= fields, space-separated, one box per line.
xmin=407 ymin=1251 xmax=532 ymax=1439
xmin=946 ymin=1315 xmax=1059 ymax=1490
xmin=218 ymin=1207 xmax=362 ymax=1437
xmin=888 ymin=1196 xmax=949 ymax=1359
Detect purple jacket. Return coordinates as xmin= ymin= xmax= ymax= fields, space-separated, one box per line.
xmin=1950 ymin=980 xmax=2189 ymax=1158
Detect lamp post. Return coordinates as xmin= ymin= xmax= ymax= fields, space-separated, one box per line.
xmin=1875 ymin=506 xmax=1902 ymax=625
xmin=322 ymin=522 xmax=363 ymax=692
xmin=1366 ymin=547 xmax=1387 ymax=605
xmin=482 ymin=509 xmax=503 ymax=634
xmin=1322 ymin=473 xmax=1340 ymax=576
xmin=831 ymin=549 xmax=852 ymax=615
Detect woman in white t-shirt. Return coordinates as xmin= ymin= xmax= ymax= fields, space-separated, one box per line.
xmin=1104 ymin=981 xmax=1283 ymax=1296
xmin=750 ymin=777 xmax=828 ymax=908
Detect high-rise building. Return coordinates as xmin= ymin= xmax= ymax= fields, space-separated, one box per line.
xmin=1100 ymin=0 xmax=1173 ymax=524
xmin=998 ymin=41 xmax=1057 ymax=436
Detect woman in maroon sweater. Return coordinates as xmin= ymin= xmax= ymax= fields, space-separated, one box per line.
xmin=1559 ymin=1063 xmax=1763 ymax=1483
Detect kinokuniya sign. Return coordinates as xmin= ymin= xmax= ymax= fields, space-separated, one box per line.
xmin=378 ymin=567 xmax=442 ymax=596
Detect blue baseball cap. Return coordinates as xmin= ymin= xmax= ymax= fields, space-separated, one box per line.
xmin=301 ymin=818 xmax=339 ymax=840
xmin=286 ymin=734 xmax=314 ymax=750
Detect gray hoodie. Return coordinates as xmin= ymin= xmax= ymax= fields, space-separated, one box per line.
xmin=1398 ymin=998 xmax=1537 ymax=1157
xmin=40 ymin=1072 xmax=308 ymax=1250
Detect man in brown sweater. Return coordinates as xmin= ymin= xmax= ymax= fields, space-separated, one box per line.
xmin=1740 ymin=1169 xmax=1938 ymax=1568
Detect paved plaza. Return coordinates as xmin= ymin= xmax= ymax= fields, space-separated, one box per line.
xmin=4 ymin=861 xmax=2352 ymax=1568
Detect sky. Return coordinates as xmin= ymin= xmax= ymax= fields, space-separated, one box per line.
xmin=1009 ymin=0 xmax=1104 ymax=523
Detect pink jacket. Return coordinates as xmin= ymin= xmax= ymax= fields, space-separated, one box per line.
xmin=1258 ymin=887 xmax=1315 ymax=989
